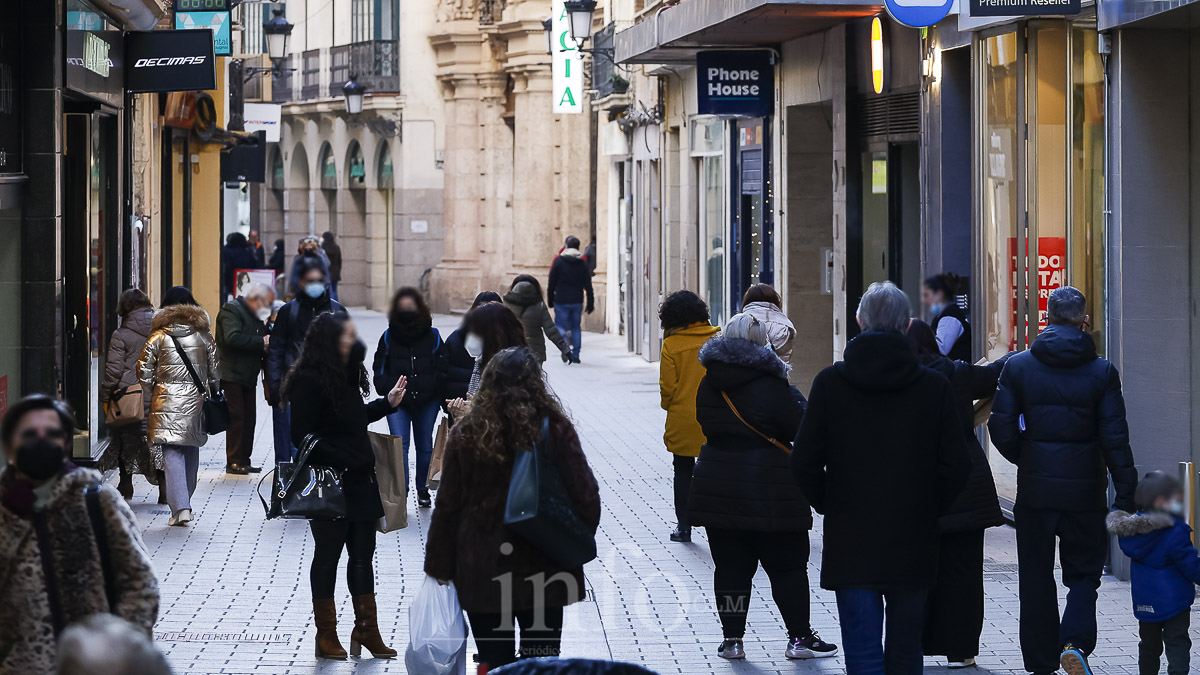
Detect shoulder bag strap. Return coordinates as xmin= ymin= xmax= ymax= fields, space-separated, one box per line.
xmin=720 ymin=391 xmax=791 ymax=455
xmin=169 ymin=335 xmax=210 ymax=400
xmin=84 ymin=483 xmax=116 ymax=612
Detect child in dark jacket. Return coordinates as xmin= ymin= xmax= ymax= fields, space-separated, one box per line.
xmin=1108 ymin=471 xmax=1200 ymax=675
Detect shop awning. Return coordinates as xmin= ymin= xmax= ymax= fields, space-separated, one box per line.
xmin=616 ymin=0 xmax=882 ymax=64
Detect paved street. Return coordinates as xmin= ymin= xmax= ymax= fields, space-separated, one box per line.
xmin=115 ymin=309 xmax=1166 ymax=674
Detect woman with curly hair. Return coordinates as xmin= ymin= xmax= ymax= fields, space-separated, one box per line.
xmin=424 ymin=347 xmax=601 ymax=670
xmin=658 ymin=290 xmax=718 ymax=543
xmin=284 ymin=311 xmax=408 ymax=660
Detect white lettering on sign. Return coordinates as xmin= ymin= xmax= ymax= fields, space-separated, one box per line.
xmin=551 ymin=0 xmax=582 ymax=115
xmin=133 ymin=56 xmax=208 ymax=67
xmin=704 ymin=66 xmax=763 ymax=99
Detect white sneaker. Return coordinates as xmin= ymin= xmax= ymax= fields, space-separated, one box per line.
xmin=948 ymin=657 xmax=977 ymax=669
xmin=169 ymin=509 xmax=192 ymax=526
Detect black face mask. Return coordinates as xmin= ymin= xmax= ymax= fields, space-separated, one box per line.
xmin=15 ymin=438 xmax=66 ymax=481
xmin=348 ymin=339 xmax=367 ymax=365
xmin=394 ymin=310 xmax=419 ymax=324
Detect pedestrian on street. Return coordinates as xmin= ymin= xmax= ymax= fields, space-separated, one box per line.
xmin=0 ymin=395 xmax=159 ymax=674
xmin=285 ymin=311 xmax=406 ymax=660
xmin=268 ymin=238 xmax=287 ymax=277
xmin=989 ymin=286 xmax=1138 ymax=675
xmin=424 ymin=346 xmax=601 ymax=670
xmin=441 ymin=291 xmax=503 ymax=406
xmin=215 ymin=282 xmax=274 ymax=475
xmin=1108 ymin=471 xmax=1200 ymax=675
xmin=444 ymin=300 xmax=528 ymax=420
xmin=287 ymin=236 xmax=332 ymax=296
xmin=739 ymin=284 xmax=795 ymax=365
xmin=547 ymin=235 xmax=594 ymax=364
xmin=372 ymin=287 xmax=444 ymax=507
xmin=221 ymin=232 xmax=260 ymax=301
xmin=248 ymin=230 xmax=266 ymax=268
xmin=690 ymin=312 xmax=836 ymax=662
xmin=922 ymin=272 xmax=971 ymax=361
xmin=657 ymin=290 xmax=718 ymax=544
xmin=98 ymin=288 xmax=164 ymax=503
xmin=266 ymin=259 xmax=346 ymax=463
xmin=503 ymin=274 xmax=569 ymax=363
xmin=138 ymin=287 xmax=221 ymax=527
xmin=321 ymin=231 xmax=342 ymax=302
xmin=907 ymin=319 xmax=1011 ymax=669
xmin=792 ymin=281 xmax=970 ymax=675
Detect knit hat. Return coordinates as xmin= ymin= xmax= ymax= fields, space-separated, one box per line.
xmin=1135 ymin=471 xmax=1182 ymax=512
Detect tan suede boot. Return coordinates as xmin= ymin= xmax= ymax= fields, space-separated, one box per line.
xmin=313 ymin=597 xmax=347 ymax=659
xmin=349 ymin=594 xmax=397 ymax=658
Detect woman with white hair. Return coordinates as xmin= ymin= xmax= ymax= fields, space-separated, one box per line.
xmin=688 ymin=312 xmax=837 ymax=662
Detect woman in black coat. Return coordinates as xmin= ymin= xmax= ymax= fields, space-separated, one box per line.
xmin=440 ymin=291 xmax=502 ymax=403
xmin=285 ymin=312 xmax=407 ymax=660
xmin=690 ymin=313 xmax=837 ymax=662
xmin=907 ymin=319 xmax=1010 ymax=668
xmin=371 ymin=287 xmax=444 ymax=507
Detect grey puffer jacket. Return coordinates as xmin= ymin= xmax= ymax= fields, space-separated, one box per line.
xmin=100 ymin=306 xmax=154 ymax=414
xmin=139 ymin=304 xmax=221 ymax=447
xmin=503 ymin=281 xmax=568 ymax=363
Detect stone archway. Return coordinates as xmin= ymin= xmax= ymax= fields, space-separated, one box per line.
xmin=337 ymin=140 xmax=369 ymax=307
xmin=286 ymin=143 xmax=311 ymax=241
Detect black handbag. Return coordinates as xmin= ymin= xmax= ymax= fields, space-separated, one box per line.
xmin=503 ymin=417 xmax=597 ymax=569
xmin=169 ymin=335 xmax=230 ymax=435
xmin=258 ymin=434 xmax=347 ymax=520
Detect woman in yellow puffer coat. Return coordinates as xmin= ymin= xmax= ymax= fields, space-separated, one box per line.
xmin=659 ymin=290 xmax=719 ymax=543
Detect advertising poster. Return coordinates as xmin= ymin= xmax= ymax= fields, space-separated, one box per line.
xmin=1008 ymin=236 xmax=1066 ymax=349
xmin=234 ymin=268 xmax=276 ymax=299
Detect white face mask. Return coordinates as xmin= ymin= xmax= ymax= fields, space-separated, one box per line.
xmin=256 ymin=306 xmax=272 ymax=322
xmin=465 ymin=333 xmax=484 ymax=359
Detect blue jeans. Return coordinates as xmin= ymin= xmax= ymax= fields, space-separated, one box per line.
xmin=330 ymin=281 xmax=339 ymax=301
xmin=835 ymin=588 xmax=927 ymax=675
xmin=272 ymin=404 xmax=295 ymax=464
xmin=554 ymin=303 xmax=583 ymax=359
xmin=386 ymin=401 xmax=440 ymax=493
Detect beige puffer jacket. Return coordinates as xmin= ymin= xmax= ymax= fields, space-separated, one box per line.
xmin=741 ymin=301 xmax=796 ymax=365
xmin=138 ymin=304 xmax=221 ymax=447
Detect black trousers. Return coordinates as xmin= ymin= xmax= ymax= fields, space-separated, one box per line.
xmin=467 ymin=605 xmax=564 ymax=670
xmin=1139 ymin=612 xmax=1191 ymax=675
xmin=1014 ymin=505 xmax=1108 ymax=673
xmin=672 ymin=455 xmax=695 ymax=529
xmin=923 ymin=529 xmax=986 ymax=659
xmin=223 ymin=380 xmax=256 ymax=467
xmin=309 ymin=520 xmax=377 ymax=598
xmin=707 ymin=528 xmax=811 ymax=639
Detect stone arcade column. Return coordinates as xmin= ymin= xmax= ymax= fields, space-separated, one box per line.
xmin=431 ymin=74 xmax=485 ymax=311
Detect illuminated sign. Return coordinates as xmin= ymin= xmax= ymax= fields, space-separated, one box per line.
xmin=870 ymin=17 xmax=884 ymax=95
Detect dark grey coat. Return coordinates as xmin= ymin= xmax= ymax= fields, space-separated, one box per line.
xmin=503 ymin=282 xmax=568 ymax=363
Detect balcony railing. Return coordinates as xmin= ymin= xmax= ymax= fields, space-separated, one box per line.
xmin=301 ymin=49 xmax=322 ymax=100
xmin=591 ymin=24 xmax=627 ymax=99
xmin=329 ymin=45 xmax=351 ymax=98
xmin=275 ymin=40 xmax=400 ymax=104
xmin=349 ymin=40 xmax=399 ymax=94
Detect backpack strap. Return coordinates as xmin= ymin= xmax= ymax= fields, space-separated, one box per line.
xmin=84 ymin=483 xmax=116 ymax=612
xmin=431 ymin=328 xmax=442 ymax=353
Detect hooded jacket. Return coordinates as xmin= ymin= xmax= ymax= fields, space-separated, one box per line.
xmin=0 ymin=467 xmax=159 ymax=674
xmin=503 ymin=282 xmax=568 ymax=363
xmin=265 ymin=292 xmax=346 ymax=403
xmin=100 ymin=306 xmax=155 ymax=415
xmin=793 ymin=331 xmax=970 ymax=591
xmin=547 ymin=249 xmax=595 ymax=311
xmin=659 ymin=322 xmax=720 ymax=457
xmin=1108 ymin=510 xmax=1200 ymax=622
xmin=740 ymin=301 xmax=796 ymax=365
xmin=988 ymin=324 xmax=1138 ymax=512
xmin=139 ymin=304 xmax=221 ymax=447
xmin=689 ymin=336 xmax=810 ymax=532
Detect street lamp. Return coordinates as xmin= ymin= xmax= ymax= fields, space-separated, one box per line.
xmin=343 ymin=76 xmax=366 ymax=114
xmin=542 ymin=15 xmax=554 ymax=56
xmin=563 ymin=0 xmax=596 ymax=46
xmin=263 ymin=9 xmax=293 ymax=62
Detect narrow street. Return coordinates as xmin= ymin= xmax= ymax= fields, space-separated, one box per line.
xmin=121 ymin=311 xmax=1145 ymax=675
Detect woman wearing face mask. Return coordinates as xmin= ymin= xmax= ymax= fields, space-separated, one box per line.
xmin=284 ymin=312 xmax=408 ymax=660
xmin=443 ymin=301 xmax=529 ymax=420
xmin=440 ymin=292 xmax=502 ymax=407
xmin=138 ymin=287 xmax=221 ymax=527
xmin=0 ymin=395 xmax=159 ymax=674
xmin=371 ymin=287 xmax=445 ymax=507
xmin=922 ymin=272 xmax=971 ymax=361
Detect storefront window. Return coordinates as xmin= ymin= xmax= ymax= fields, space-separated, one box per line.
xmin=0 ymin=203 xmax=21 ymax=420
xmin=1072 ymin=30 xmax=1106 ymax=352
xmin=981 ymin=32 xmax=1019 ymax=363
xmin=88 ymin=117 xmax=109 ymax=449
xmin=692 ymin=117 xmax=727 ymax=324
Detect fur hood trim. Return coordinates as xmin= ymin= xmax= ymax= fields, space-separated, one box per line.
xmin=699 ymin=336 xmax=790 ymax=379
xmin=152 ymin=304 xmax=210 ymax=332
xmin=1107 ymin=510 xmax=1175 ymax=537
xmin=561 ymin=248 xmax=583 ymax=258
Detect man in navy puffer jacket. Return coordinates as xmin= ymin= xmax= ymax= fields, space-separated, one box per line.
xmin=989 ymin=286 xmax=1138 ymax=675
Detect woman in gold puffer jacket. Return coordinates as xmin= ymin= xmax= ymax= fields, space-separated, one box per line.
xmin=138 ymin=286 xmax=221 ymax=526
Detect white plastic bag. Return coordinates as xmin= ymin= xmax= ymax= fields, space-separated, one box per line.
xmin=405 ymin=575 xmax=468 ymax=675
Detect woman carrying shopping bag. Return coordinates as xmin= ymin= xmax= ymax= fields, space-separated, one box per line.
xmin=425 ymin=346 xmax=601 ymax=670
xmin=285 ymin=311 xmax=407 ymax=660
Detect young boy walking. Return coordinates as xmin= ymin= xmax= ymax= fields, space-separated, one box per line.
xmin=1108 ymin=471 xmax=1200 ymax=675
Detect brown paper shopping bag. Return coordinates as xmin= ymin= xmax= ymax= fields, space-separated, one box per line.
xmin=427 ymin=417 xmax=450 ymax=490
xmin=369 ymin=431 xmax=408 ymax=533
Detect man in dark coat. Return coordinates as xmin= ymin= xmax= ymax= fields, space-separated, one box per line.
xmin=547 ymin=235 xmax=594 ymax=364
xmin=215 ymin=283 xmax=274 ymax=474
xmin=321 ymin=231 xmax=343 ymax=302
xmin=988 ymin=286 xmax=1138 ymax=675
xmin=792 ymin=281 xmax=970 ymax=675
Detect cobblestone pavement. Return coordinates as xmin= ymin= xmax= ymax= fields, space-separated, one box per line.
xmin=117 ymin=308 xmax=1183 ymax=674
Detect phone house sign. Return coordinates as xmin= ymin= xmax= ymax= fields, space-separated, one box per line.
xmin=697 ymin=51 xmax=774 ymax=118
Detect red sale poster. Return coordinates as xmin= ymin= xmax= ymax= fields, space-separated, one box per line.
xmin=1008 ymin=236 xmax=1066 ymax=350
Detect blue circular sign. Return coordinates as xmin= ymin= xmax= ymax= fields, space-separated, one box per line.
xmin=883 ymin=0 xmax=954 ymax=28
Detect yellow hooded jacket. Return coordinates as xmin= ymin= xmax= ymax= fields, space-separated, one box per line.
xmin=659 ymin=322 xmax=720 ymax=456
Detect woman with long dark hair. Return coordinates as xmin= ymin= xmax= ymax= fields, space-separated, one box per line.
xmin=284 ymin=311 xmax=407 ymax=660
xmin=503 ymin=274 xmax=569 ymax=363
xmin=372 ymin=287 xmax=444 ymax=507
xmin=425 ymin=347 xmax=601 ymax=670
xmin=441 ymin=292 xmax=502 ymax=405
xmin=444 ymin=301 xmax=529 ymax=420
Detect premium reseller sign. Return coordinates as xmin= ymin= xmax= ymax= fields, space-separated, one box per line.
xmin=969 ymin=0 xmax=1080 ymax=16
xmin=696 ymin=51 xmax=773 ymax=118
xmin=125 ymin=29 xmax=216 ymax=93
xmin=551 ymin=0 xmax=583 ymax=114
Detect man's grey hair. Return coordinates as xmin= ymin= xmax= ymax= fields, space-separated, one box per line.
xmin=723 ymin=312 xmax=768 ymax=347
xmin=1047 ymin=286 xmax=1087 ymax=326
xmin=856 ymin=281 xmax=911 ymax=334
xmin=243 ymin=283 xmax=275 ymax=302
xmin=57 ymin=615 xmax=172 ymax=675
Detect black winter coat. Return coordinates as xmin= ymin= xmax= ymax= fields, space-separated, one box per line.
xmin=988 ymin=324 xmax=1138 ymax=512
xmin=689 ymin=337 xmax=810 ymax=532
xmin=288 ymin=371 xmax=393 ymax=522
xmin=919 ymin=353 xmax=1009 ymax=533
xmin=439 ymin=328 xmax=475 ymax=402
xmin=265 ymin=293 xmax=346 ymax=403
xmin=371 ymin=321 xmax=444 ymax=408
xmin=793 ymin=332 xmax=970 ymax=592
xmin=547 ymin=253 xmax=594 ymax=311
